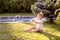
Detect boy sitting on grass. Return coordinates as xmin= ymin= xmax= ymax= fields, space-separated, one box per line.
xmin=25 ymin=11 xmax=48 ymax=32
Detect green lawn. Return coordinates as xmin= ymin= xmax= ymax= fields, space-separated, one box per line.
xmin=0 ymin=22 xmax=60 ymax=40
xmin=0 ymin=13 xmax=34 ymax=16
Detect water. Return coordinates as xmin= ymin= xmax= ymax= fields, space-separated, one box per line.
xmin=0 ymin=16 xmax=35 ymax=23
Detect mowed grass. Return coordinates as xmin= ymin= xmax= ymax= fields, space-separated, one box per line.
xmin=0 ymin=13 xmax=34 ymax=16
xmin=0 ymin=21 xmax=60 ymax=40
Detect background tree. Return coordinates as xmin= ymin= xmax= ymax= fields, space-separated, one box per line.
xmin=0 ymin=0 xmax=37 ymax=13
xmin=31 ymin=0 xmax=60 ymax=23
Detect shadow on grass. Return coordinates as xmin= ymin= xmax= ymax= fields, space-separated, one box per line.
xmin=0 ymin=23 xmax=14 ymax=40
xmin=0 ymin=23 xmax=19 ymax=40
xmin=0 ymin=23 xmax=27 ymax=40
xmin=38 ymin=31 xmax=60 ymax=40
xmin=48 ymin=24 xmax=60 ymax=31
xmin=0 ymin=23 xmax=60 ymax=40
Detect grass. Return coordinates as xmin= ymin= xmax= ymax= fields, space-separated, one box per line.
xmin=0 ymin=13 xmax=34 ymax=16
xmin=0 ymin=21 xmax=60 ymax=40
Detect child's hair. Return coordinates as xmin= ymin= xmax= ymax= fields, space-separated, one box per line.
xmin=37 ymin=11 xmax=44 ymax=17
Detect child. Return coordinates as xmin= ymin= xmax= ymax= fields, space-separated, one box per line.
xmin=25 ymin=11 xmax=47 ymax=32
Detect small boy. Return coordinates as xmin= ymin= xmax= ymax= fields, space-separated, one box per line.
xmin=25 ymin=11 xmax=47 ymax=32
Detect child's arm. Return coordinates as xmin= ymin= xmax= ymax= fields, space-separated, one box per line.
xmin=32 ymin=19 xmax=37 ymax=25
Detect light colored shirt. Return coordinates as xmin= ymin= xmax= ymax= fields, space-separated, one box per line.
xmin=30 ymin=17 xmax=47 ymax=30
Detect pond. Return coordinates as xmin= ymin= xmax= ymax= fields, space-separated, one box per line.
xmin=0 ymin=16 xmax=35 ymax=23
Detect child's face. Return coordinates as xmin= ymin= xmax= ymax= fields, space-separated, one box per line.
xmin=37 ymin=12 xmax=43 ymax=19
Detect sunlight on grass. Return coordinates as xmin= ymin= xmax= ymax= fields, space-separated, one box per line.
xmin=0 ymin=23 xmax=60 ymax=40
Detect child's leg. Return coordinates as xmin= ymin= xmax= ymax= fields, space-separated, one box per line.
xmin=32 ymin=27 xmax=43 ymax=32
xmin=25 ymin=26 xmax=35 ymax=32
